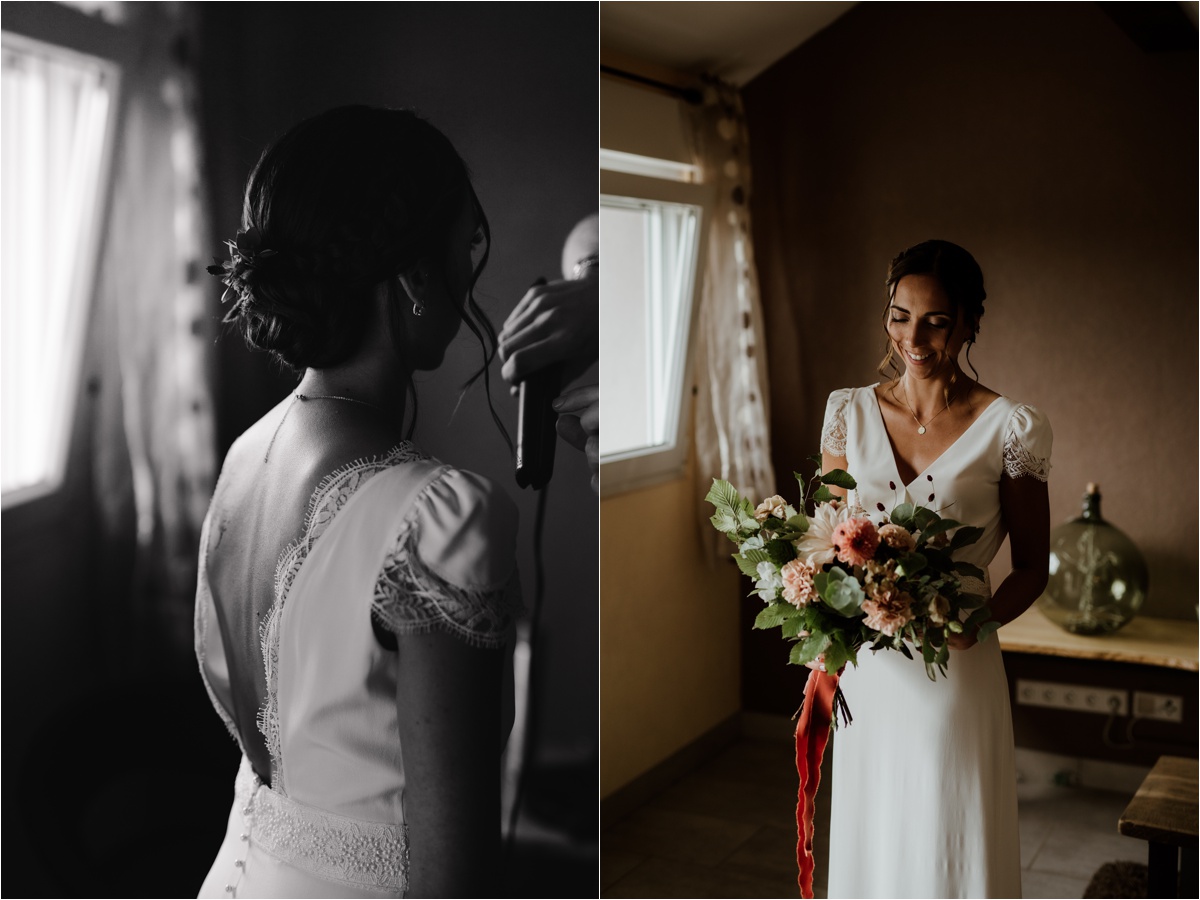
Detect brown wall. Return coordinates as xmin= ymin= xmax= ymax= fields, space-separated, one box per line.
xmin=741 ymin=2 xmax=1197 ymax=711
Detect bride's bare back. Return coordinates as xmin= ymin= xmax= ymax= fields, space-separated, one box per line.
xmin=204 ymin=396 xmax=408 ymax=783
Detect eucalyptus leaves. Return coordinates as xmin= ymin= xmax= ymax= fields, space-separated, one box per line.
xmin=706 ymin=460 xmax=996 ymax=686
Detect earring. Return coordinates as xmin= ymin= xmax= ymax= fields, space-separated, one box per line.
xmin=412 ymin=300 xmax=424 ymax=317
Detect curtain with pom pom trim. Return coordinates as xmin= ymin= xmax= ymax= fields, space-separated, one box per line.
xmin=690 ymin=76 xmax=777 ymax=565
xmin=91 ymin=2 xmax=216 ymax=658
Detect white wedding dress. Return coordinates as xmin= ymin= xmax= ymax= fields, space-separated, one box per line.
xmin=194 ymin=444 xmax=520 ymax=897
xmin=820 ymin=385 xmax=1052 ymax=900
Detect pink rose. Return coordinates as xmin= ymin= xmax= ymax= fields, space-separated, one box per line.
xmin=878 ymin=522 xmax=916 ymax=553
xmin=780 ymin=558 xmax=818 ymax=608
xmin=832 ymin=517 xmax=880 ymax=568
xmin=861 ymin=588 xmax=915 ymax=637
xmin=754 ymin=494 xmax=790 ymax=523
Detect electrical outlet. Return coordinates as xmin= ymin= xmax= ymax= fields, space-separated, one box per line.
xmin=1133 ymin=691 xmax=1184 ymax=723
xmin=1016 ymin=679 xmax=1128 ymax=716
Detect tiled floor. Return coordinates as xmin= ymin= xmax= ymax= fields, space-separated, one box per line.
xmin=601 ymin=737 xmax=1150 ymax=898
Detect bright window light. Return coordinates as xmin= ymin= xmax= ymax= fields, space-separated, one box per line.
xmin=599 ymin=194 xmax=701 ymax=460
xmin=1 ymin=31 xmax=115 ymax=503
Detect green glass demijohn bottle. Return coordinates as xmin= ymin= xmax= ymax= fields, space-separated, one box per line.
xmin=1036 ymin=483 xmax=1148 ymax=635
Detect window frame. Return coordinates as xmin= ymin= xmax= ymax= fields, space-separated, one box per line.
xmin=598 ymin=166 xmax=712 ymax=497
xmin=0 ymin=3 xmax=128 ymax=510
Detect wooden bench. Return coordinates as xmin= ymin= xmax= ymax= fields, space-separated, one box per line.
xmin=1118 ymin=756 xmax=1198 ymax=897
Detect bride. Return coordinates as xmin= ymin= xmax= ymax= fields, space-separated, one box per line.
xmin=196 ymin=106 xmax=520 ymax=897
xmin=819 ymin=240 xmax=1052 ymax=898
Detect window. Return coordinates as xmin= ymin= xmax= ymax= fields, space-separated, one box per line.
xmin=1 ymin=29 xmax=118 ymax=505
xmin=599 ymin=153 xmax=710 ymax=495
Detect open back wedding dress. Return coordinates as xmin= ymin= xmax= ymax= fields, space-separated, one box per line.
xmin=194 ymin=443 xmax=519 ymax=897
xmin=821 ymin=385 xmax=1052 ymax=899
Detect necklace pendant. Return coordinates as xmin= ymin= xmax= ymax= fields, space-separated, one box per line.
xmin=917 ymin=425 xmax=927 ymax=435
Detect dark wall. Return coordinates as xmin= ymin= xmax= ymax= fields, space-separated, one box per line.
xmin=741 ymin=2 xmax=1197 ymax=712
xmin=197 ymin=0 xmax=599 ymax=886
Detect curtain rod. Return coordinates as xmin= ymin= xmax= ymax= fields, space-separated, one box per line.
xmin=600 ymin=64 xmax=703 ymax=105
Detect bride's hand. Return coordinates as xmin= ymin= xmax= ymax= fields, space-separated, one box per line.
xmin=946 ymin=629 xmax=978 ymax=651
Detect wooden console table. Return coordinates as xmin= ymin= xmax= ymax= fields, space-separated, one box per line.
xmin=1119 ymin=756 xmax=1198 ymax=897
xmin=999 ymin=608 xmax=1199 ymax=671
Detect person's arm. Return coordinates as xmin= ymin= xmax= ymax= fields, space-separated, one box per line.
xmin=375 ymin=469 xmax=519 ymax=897
xmin=395 ymin=632 xmax=503 ymax=897
xmin=947 ymin=473 xmax=1050 ymax=650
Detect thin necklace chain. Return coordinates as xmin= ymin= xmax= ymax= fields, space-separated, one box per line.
xmin=264 ymin=392 xmax=392 ymax=462
xmin=900 ymin=380 xmax=954 ymax=436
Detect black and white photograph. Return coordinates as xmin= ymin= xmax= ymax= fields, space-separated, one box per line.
xmin=2 ymin=2 xmax=597 ymax=897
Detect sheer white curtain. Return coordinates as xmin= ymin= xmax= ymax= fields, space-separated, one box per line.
xmin=88 ymin=4 xmax=217 ymax=646
xmin=1 ymin=37 xmax=112 ymax=497
xmin=690 ymin=77 xmax=776 ymax=563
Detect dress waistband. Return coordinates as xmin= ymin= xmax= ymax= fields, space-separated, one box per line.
xmin=235 ymin=757 xmax=408 ymax=891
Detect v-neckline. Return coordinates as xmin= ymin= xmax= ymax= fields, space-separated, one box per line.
xmin=869 ymin=385 xmax=1004 ymax=490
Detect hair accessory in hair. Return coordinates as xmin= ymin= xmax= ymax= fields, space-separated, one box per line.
xmin=206 ymin=226 xmax=278 ymax=313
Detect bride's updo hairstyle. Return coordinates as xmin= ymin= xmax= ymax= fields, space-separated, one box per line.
xmin=879 ymin=239 xmax=986 ymax=382
xmin=209 ymin=106 xmax=494 ymax=375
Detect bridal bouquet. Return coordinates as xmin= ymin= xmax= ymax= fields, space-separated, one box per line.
xmin=707 ymin=460 xmax=997 ymax=694
xmin=706 ymin=461 xmax=997 ymax=899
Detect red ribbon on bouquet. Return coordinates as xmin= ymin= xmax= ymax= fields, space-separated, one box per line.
xmin=795 ymin=668 xmax=838 ymax=899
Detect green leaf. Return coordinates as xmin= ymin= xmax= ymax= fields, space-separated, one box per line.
xmin=813 ymin=485 xmax=835 ymax=504
xmin=817 ymin=566 xmax=865 ymax=616
xmin=806 ymin=454 xmax=822 ymax=466
xmin=912 ymin=507 xmax=939 ymax=531
xmin=918 ymin=518 xmax=961 ymax=545
xmin=767 ymin=539 xmax=797 ymax=566
xmin=755 ymin=602 xmax=799 ymax=629
xmin=964 ymin=607 xmax=992 ymax=629
xmin=950 ymin=525 xmax=985 ymax=551
xmin=897 ymin=641 xmax=914 ymax=660
xmin=705 ymin=479 xmax=742 ymax=514
xmin=786 ymin=513 xmax=809 ymax=533
xmin=823 ymin=636 xmax=850 ymax=675
xmin=890 ymin=502 xmax=915 ymax=527
xmin=895 ymin=552 xmax=927 ymax=578
xmin=976 ymin=620 xmax=1001 ymax=642
xmin=935 ymin=643 xmax=949 ymax=666
xmin=790 ymin=632 xmax=831 ymax=665
xmin=710 ymin=512 xmax=738 ymax=534
xmin=821 ymin=469 xmax=857 ymax=490
xmin=734 ymin=553 xmax=763 ymax=579
xmin=952 ymin=561 xmax=986 ymax=580
xmin=781 ymin=616 xmax=807 ymax=638
xmin=946 ymin=620 xmax=964 ymax=634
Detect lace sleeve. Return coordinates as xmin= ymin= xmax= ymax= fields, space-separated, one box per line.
xmin=1002 ymin=403 xmax=1053 ymax=481
xmin=371 ymin=468 xmax=522 ymax=649
xmin=820 ymin=389 xmax=852 ymax=457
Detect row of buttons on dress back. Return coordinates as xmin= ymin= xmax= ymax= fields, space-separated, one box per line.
xmin=225 ymin=797 xmax=255 ymax=895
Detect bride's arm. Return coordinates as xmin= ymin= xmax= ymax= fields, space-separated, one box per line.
xmin=395 ymin=632 xmax=503 ymax=897
xmin=822 ymin=450 xmax=850 ymax=500
xmin=949 ymin=473 xmax=1050 ymax=649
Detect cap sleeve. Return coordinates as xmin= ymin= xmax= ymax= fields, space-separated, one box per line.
xmin=821 ymin=388 xmax=853 ymax=457
xmin=1002 ymin=403 xmax=1053 ymax=481
xmin=372 ymin=468 xmax=522 ymax=648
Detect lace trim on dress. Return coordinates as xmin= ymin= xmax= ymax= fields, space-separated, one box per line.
xmin=258 ymin=442 xmax=427 ymax=792
xmin=372 ymin=524 xmax=521 ymax=651
xmin=235 ymin=758 xmax=408 ymax=891
xmin=1002 ymin=408 xmax=1051 ymax=481
xmin=821 ymin=393 xmax=850 ymax=457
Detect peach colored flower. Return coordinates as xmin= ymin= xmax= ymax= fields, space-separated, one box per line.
xmin=795 ymin=501 xmax=853 ymax=567
xmin=861 ymin=589 xmax=915 ymax=637
xmin=878 ymin=522 xmax=916 ymax=553
xmin=832 ymin=517 xmax=880 ymax=568
xmin=754 ymin=494 xmax=790 ymax=522
xmin=780 ymin=558 xmax=818 ymax=608
xmin=927 ymin=594 xmax=951 ymax=626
